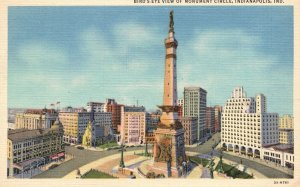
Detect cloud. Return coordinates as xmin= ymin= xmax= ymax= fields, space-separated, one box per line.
xmin=175 ymin=29 xmax=289 ymax=107
xmin=17 ymin=41 xmax=69 ymax=68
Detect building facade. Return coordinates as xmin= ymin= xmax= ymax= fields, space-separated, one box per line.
xmin=177 ymin=99 xmax=184 ymax=119
xmin=104 ymin=99 xmax=123 ymax=133
xmin=279 ymin=115 xmax=294 ymax=129
xmin=7 ymin=118 xmax=64 ymax=176
xmin=146 ymin=111 xmax=161 ymax=131
xmin=120 ymin=106 xmax=146 ymax=145
xmin=15 ymin=108 xmax=58 ymax=130
xmin=86 ymin=102 xmax=105 ymax=112
xmin=181 ymin=117 xmax=197 ymax=145
xmin=214 ymin=105 xmax=222 ymax=132
xmin=206 ymin=107 xmax=215 ymax=135
xmin=59 ymin=112 xmax=112 ymax=144
xmin=279 ymin=129 xmax=294 ymax=145
xmin=183 ymin=87 xmax=207 ymax=141
xmin=221 ymin=87 xmax=279 ymax=160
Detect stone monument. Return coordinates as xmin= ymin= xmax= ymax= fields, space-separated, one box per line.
xmin=152 ymin=10 xmax=187 ymax=177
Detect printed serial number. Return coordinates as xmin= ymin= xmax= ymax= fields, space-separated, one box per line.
xmin=274 ymin=181 xmax=289 ymax=184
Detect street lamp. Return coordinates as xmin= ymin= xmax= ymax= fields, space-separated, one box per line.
xmin=119 ymin=144 xmax=125 ymax=168
xmin=218 ymin=149 xmax=224 ymax=173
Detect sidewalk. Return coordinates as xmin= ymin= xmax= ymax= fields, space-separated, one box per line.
xmin=224 ymin=150 xmax=293 ymax=175
xmin=186 ymin=165 xmax=203 ymax=178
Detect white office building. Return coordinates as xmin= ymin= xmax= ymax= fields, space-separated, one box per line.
xmin=221 ymin=87 xmax=279 ymax=157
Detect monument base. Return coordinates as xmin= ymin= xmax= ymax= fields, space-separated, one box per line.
xmin=152 ymin=161 xmax=181 ymax=177
xmin=140 ymin=159 xmax=182 ymax=178
xmin=153 ymin=128 xmax=186 ymax=169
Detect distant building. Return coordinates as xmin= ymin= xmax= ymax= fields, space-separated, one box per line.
xmin=145 ymin=129 xmax=155 ymax=144
xmin=7 ymin=118 xmax=64 ymax=177
xmin=183 ymin=87 xmax=207 ymax=140
xmin=206 ymin=107 xmax=215 ymax=135
xmin=120 ymin=106 xmax=146 ymax=145
xmin=279 ymin=129 xmax=294 ymax=145
xmin=15 ymin=108 xmax=57 ymax=130
xmin=61 ymin=106 xmax=87 ymax=113
xmin=86 ymin=102 xmax=105 ymax=112
xmin=214 ymin=105 xmax=222 ymax=132
xmin=59 ymin=112 xmax=112 ymax=144
xmin=177 ymin=99 xmax=184 ymax=119
xmin=146 ymin=111 xmax=161 ymax=131
xmin=279 ymin=115 xmax=293 ymax=129
xmin=181 ymin=117 xmax=197 ymax=145
xmin=104 ymin=99 xmax=123 ymax=133
xmin=278 ymin=115 xmax=294 ymax=145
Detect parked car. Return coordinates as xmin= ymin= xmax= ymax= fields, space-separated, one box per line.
xmin=77 ymin=146 xmax=84 ymax=150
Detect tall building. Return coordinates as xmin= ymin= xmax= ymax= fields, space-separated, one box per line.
xmin=279 ymin=115 xmax=294 ymax=145
xmin=206 ymin=107 xmax=215 ymax=135
xmin=120 ymin=106 xmax=146 ymax=145
xmin=221 ymin=87 xmax=279 ymax=156
xmin=59 ymin=112 xmax=112 ymax=144
xmin=7 ymin=118 xmax=64 ymax=177
xmin=181 ymin=117 xmax=197 ymax=145
xmin=177 ymin=99 xmax=184 ymax=119
xmin=15 ymin=108 xmax=58 ymax=129
xmin=104 ymin=99 xmax=123 ymax=133
xmin=214 ymin=105 xmax=222 ymax=132
xmin=86 ymin=102 xmax=105 ymax=112
xmin=183 ymin=87 xmax=207 ymax=140
xmin=279 ymin=115 xmax=294 ymax=129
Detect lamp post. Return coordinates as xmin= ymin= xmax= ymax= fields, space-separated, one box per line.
xmin=119 ymin=144 xmax=125 ymax=168
xmin=208 ymin=158 xmax=214 ymax=179
xmin=218 ymin=149 xmax=224 ymax=173
xmin=144 ymin=140 xmax=149 ymax=157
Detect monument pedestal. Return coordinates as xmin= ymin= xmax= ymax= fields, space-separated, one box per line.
xmin=153 ymin=127 xmax=186 ymax=177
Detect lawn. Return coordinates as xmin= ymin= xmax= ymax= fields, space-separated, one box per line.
xmin=188 ymin=156 xmax=210 ymax=167
xmin=189 ymin=156 xmax=253 ymax=179
xmin=81 ymin=169 xmax=117 ymax=178
xmin=215 ymin=162 xmax=253 ymax=179
xmin=98 ymin=141 xmax=119 ymax=149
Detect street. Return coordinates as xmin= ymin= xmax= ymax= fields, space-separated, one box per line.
xmin=33 ymin=132 xmax=292 ymax=178
xmin=186 ymin=132 xmax=293 ymax=178
xmin=33 ymin=146 xmax=143 ymax=178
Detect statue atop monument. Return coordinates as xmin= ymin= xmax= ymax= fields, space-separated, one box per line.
xmin=169 ymin=10 xmax=174 ymax=32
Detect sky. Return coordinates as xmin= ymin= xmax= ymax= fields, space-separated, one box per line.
xmin=8 ymin=6 xmax=293 ymax=115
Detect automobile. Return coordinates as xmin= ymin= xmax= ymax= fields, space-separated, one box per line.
xmin=129 ymin=175 xmax=136 ymax=179
xmin=198 ymin=142 xmax=204 ymax=145
xmin=76 ymin=146 xmax=84 ymax=150
xmin=49 ymin=164 xmax=59 ymax=170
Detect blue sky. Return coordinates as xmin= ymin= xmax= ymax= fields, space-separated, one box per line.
xmin=8 ymin=6 xmax=293 ymax=115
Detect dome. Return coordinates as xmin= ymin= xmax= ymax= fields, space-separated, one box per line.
xmin=51 ymin=117 xmax=64 ymax=132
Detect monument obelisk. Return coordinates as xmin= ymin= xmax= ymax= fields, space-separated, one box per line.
xmin=153 ymin=11 xmax=187 ymax=177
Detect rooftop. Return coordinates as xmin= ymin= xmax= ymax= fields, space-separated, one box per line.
xmin=8 ymin=128 xmax=52 ymax=142
xmin=263 ymin=143 xmax=294 ymax=154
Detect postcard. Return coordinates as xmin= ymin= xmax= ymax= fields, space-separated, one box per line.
xmin=0 ymin=0 xmax=299 ymax=187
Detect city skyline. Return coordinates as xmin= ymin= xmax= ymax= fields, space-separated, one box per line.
xmin=8 ymin=6 xmax=293 ymax=115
